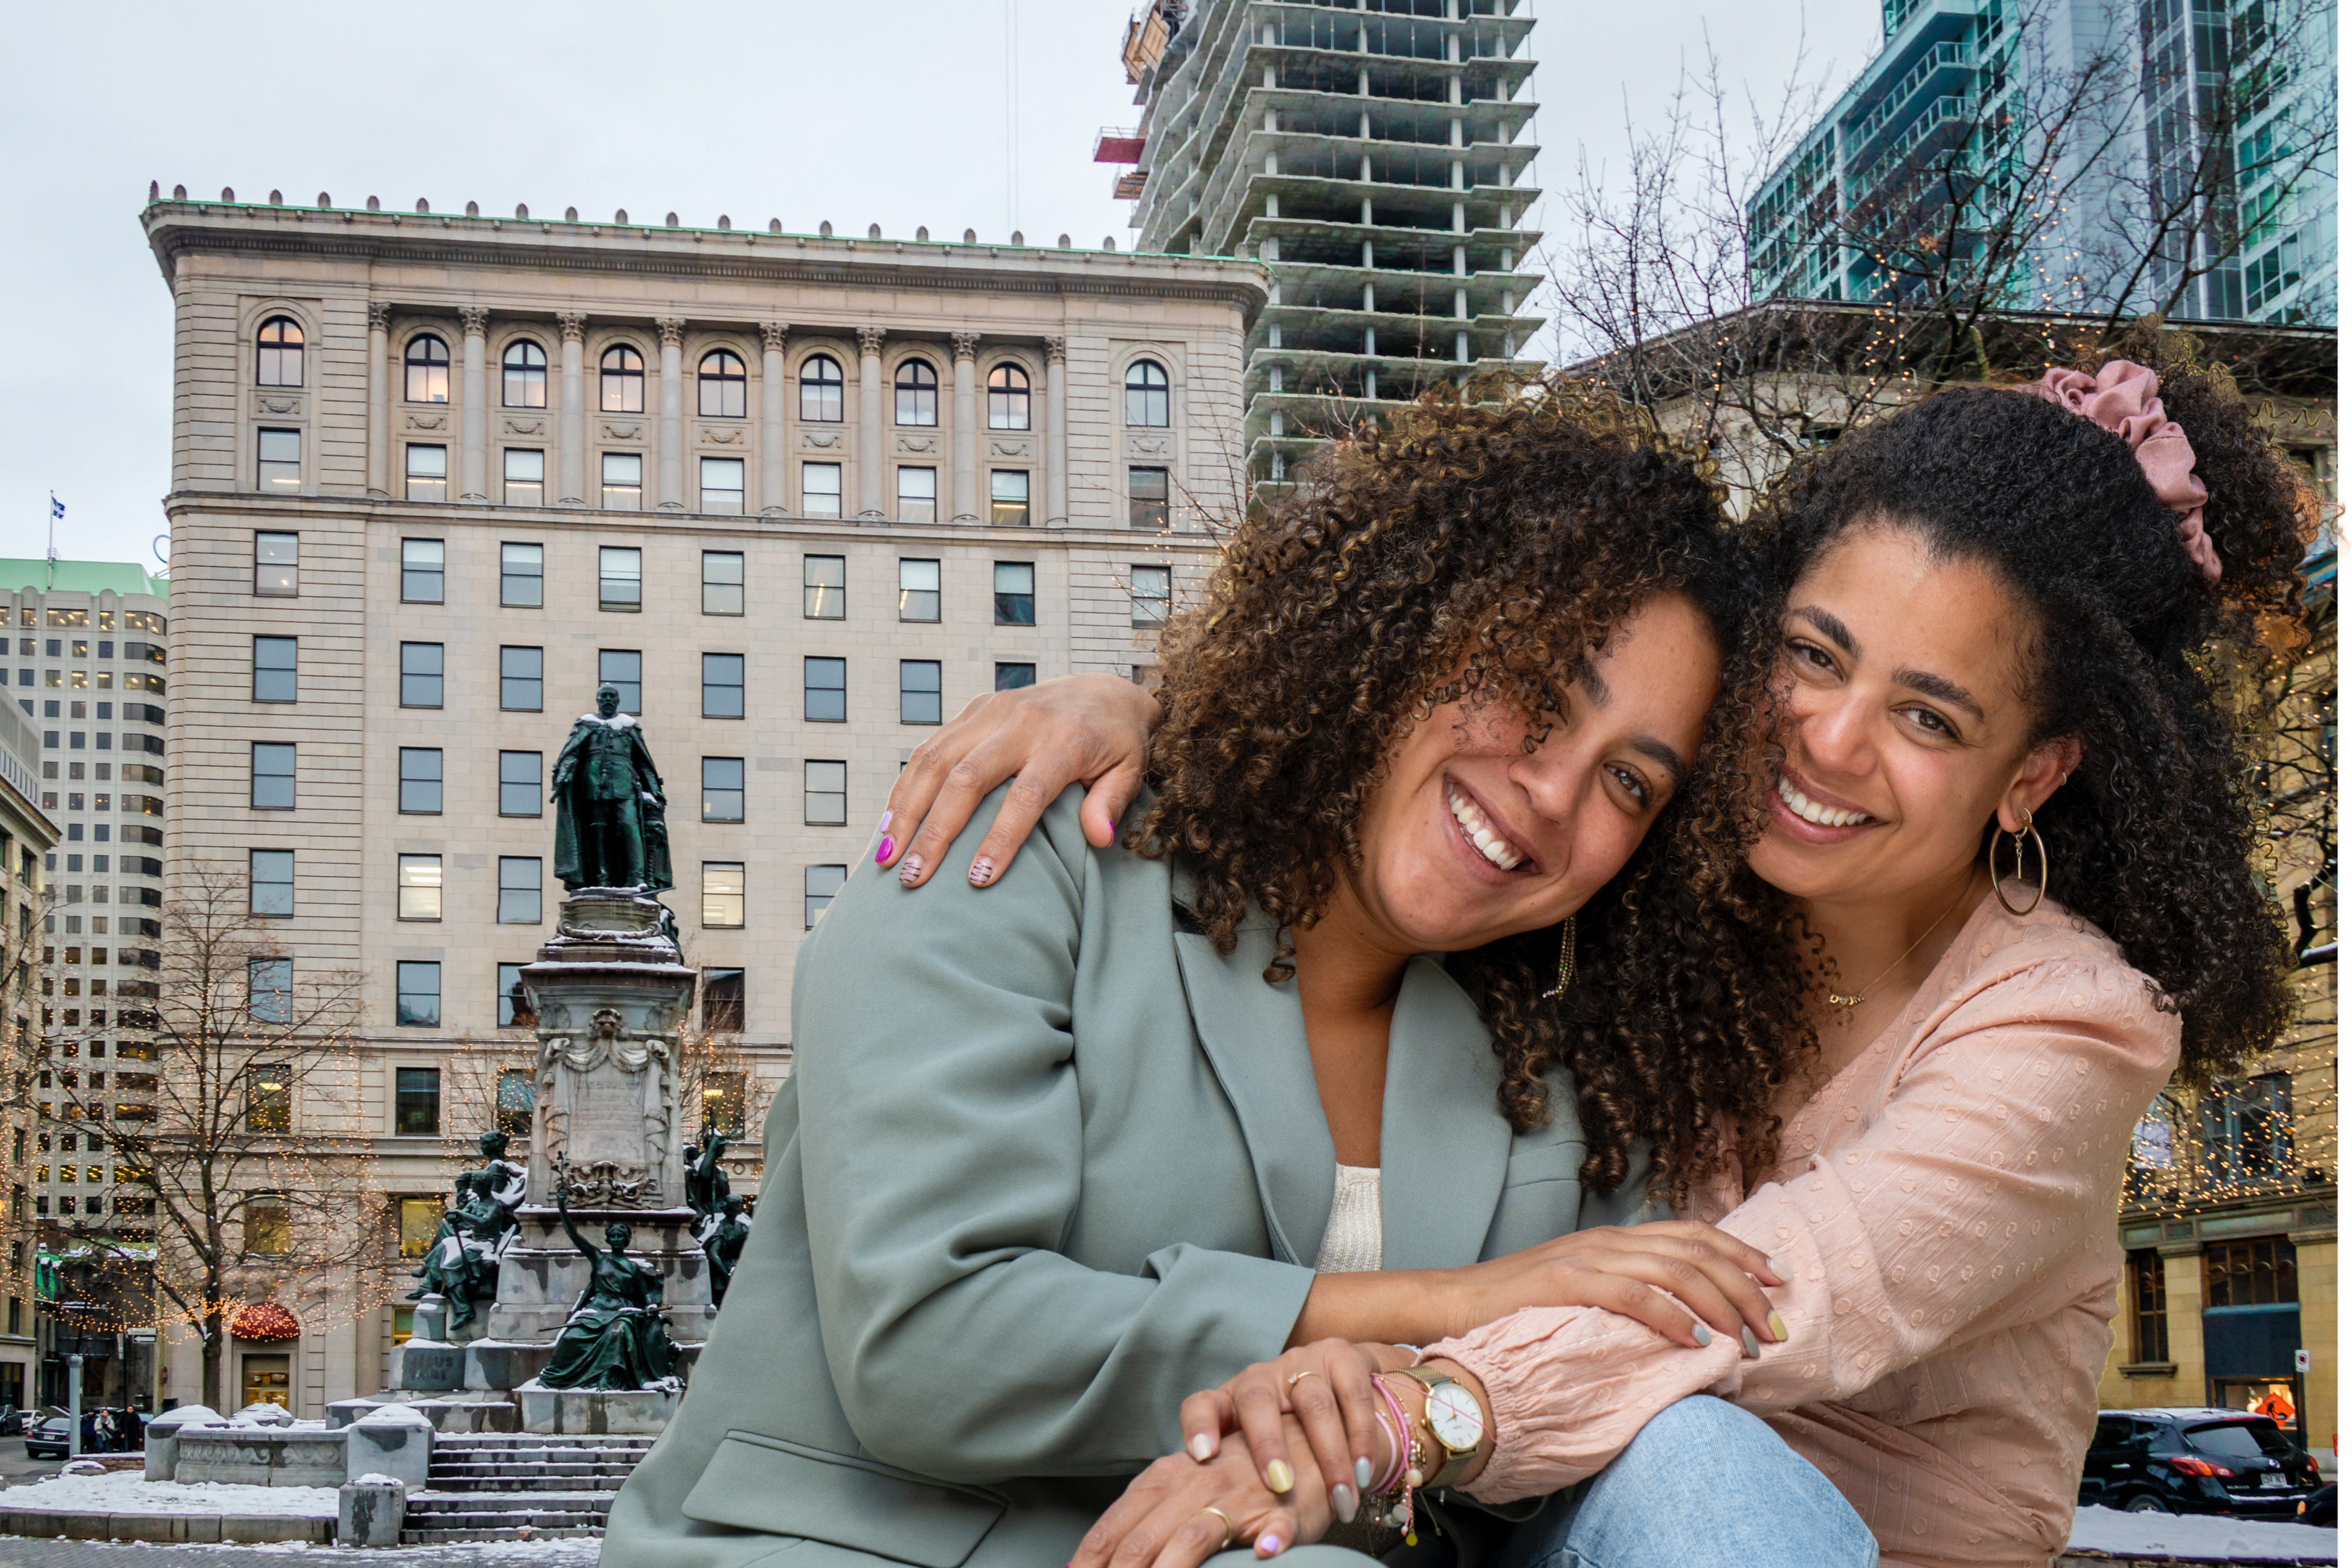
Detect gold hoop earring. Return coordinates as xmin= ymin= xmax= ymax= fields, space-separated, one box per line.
xmin=1988 ymin=805 xmax=2048 ymax=916
xmin=1542 ymin=915 xmax=1577 ymax=1000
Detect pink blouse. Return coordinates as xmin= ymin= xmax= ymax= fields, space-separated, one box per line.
xmin=1431 ymin=891 xmax=2180 ymax=1568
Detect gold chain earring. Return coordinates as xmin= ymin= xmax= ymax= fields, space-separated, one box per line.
xmin=1988 ymin=804 xmax=2049 ymax=916
xmin=1543 ymin=915 xmax=1577 ymax=1000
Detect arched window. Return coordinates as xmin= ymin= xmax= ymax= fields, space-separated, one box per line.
xmin=1124 ymin=359 xmax=1169 ymax=428
xmin=799 ymin=354 xmax=844 ymax=422
xmin=256 ymin=316 xmax=304 ymax=388
xmin=600 ymin=345 xmax=645 ymax=414
xmin=502 ymin=340 xmax=547 ymax=408
xmin=894 ymin=359 xmax=939 ymax=427
xmin=698 ymin=349 xmax=747 ymax=419
xmin=987 ymin=363 xmax=1031 ymax=430
xmin=404 ymin=335 xmax=449 ymax=404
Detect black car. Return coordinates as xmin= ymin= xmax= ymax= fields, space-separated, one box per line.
xmin=2079 ymin=1408 xmax=2324 ymax=1520
xmin=23 ymin=1413 xmax=73 ymax=1460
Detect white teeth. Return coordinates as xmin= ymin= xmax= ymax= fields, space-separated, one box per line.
xmin=1446 ymin=784 xmax=1526 ymax=870
xmin=1776 ymin=774 xmax=1871 ymax=828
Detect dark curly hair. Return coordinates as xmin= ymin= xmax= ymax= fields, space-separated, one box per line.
xmin=1749 ymin=328 xmax=2319 ymax=1082
xmin=1134 ymin=380 xmax=1802 ymax=1202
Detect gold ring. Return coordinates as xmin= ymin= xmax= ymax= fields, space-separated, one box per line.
xmin=1197 ymin=1505 xmax=1236 ymax=1551
xmin=1286 ymin=1368 xmax=1326 ymax=1388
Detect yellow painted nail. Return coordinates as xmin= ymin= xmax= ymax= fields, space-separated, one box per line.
xmin=1265 ymin=1458 xmax=1294 ymax=1493
xmin=1768 ymin=1311 xmax=1789 ymax=1342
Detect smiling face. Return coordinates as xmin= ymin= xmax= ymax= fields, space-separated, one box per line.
xmin=1334 ymin=591 xmax=1720 ymax=957
xmin=1748 ymin=526 xmax=2078 ymax=908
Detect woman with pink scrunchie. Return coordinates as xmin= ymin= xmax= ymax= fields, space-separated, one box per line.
xmin=885 ymin=338 xmax=2322 ymax=1568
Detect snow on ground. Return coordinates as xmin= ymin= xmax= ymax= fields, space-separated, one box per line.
xmin=2068 ymin=1503 xmax=2337 ymax=1560
xmin=0 ymin=1469 xmax=337 ymax=1517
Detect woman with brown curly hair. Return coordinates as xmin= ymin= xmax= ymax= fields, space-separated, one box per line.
xmin=602 ymin=387 xmax=1820 ymax=1568
xmin=905 ymin=345 xmax=2317 ymax=1568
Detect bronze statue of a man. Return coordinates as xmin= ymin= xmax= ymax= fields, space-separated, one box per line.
xmin=552 ymin=684 xmax=673 ymax=893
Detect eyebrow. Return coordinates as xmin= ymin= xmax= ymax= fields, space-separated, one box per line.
xmin=1892 ymin=667 xmax=1984 ymax=721
xmin=1792 ymin=605 xmax=1858 ymax=656
xmin=1630 ymin=736 xmax=1691 ymax=797
xmin=1576 ymin=663 xmax=1610 ymax=708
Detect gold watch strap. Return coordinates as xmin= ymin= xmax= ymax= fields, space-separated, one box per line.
xmin=1392 ymin=1368 xmax=1481 ymax=1492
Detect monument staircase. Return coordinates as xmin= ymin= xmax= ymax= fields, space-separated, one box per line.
xmin=401 ymin=1432 xmax=658 ymax=1543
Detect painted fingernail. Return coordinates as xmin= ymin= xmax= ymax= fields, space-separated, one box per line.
xmin=878 ymin=809 xmax=894 ymax=834
xmin=1188 ymin=1433 xmax=1215 ymax=1462
xmin=1740 ymin=1325 xmax=1760 ymax=1359
xmin=1332 ymin=1483 xmax=1357 ymax=1523
xmin=1768 ymin=1254 xmax=1791 ymax=1281
xmin=897 ymin=854 xmax=925 ymax=886
xmin=968 ymin=857 xmax=995 ymax=886
xmin=1769 ymin=1310 xmax=1788 ymax=1343
xmin=1257 ymin=1534 xmax=1283 ymax=1557
xmin=1691 ymin=1323 xmax=1712 ymax=1347
xmin=875 ymin=836 xmax=896 ymax=865
xmin=1355 ymin=1456 xmax=1373 ymax=1490
xmin=1265 ymin=1458 xmax=1294 ymax=1493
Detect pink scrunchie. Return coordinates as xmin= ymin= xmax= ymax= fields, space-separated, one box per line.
xmin=2027 ymin=362 xmax=2220 ymax=580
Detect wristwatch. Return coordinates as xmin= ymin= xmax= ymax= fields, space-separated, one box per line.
xmin=1393 ymin=1367 xmax=1484 ymax=1490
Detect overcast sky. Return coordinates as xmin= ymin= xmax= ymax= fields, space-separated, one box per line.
xmin=0 ymin=0 xmax=1881 ymax=569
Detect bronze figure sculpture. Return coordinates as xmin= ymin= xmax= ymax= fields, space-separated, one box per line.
xmin=551 ymin=684 xmax=673 ymax=892
xmin=538 ymin=1156 xmax=680 ymax=1390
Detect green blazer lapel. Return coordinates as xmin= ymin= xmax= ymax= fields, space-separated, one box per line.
xmin=1378 ymin=956 xmax=1513 ymax=1271
xmin=1170 ymin=918 xmax=1335 ymax=1268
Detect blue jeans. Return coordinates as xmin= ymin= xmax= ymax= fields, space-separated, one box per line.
xmin=1488 ymin=1395 xmax=1877 ymax=1568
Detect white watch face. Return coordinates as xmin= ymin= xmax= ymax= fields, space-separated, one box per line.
xmin=1426 ymin=1380 xmax=1482 ymax=1453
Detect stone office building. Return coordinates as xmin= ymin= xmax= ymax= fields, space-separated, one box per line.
xmin=0 ymin=681 xmax=58 ymax=1413
xmin=144 ymin=188 xmax=1262 ymax=1413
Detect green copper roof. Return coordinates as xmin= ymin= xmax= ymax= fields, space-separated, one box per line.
xmin=0 ymin=560 xmax=168 ymax=598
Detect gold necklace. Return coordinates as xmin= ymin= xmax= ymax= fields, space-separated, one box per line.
xmin=1822 ymin=876 xmax=1978 ymax=1016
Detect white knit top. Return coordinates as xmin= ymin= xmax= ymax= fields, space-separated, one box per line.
xmin=1311 ymin=1164 xmax=1384 ymax=1273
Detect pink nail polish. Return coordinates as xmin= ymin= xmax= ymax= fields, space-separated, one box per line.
xmin=897 ymin=854 xmax=925 ymax=886
xmin=875 ymin=837 xmax=896 ymax=865
xmin=968 ymin=857 xmax=995 ymax=886
xmin=879 ymin=809 xmax=894 ymax=834
xmin=1257 ymin=1533 xmax=1283 ymax=1556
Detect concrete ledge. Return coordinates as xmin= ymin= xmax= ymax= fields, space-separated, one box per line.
xmin=2055 ymin=1556 xmax=2337 ymax=1567
xmin=0 ymin=1508 xmax=335 ymax=1543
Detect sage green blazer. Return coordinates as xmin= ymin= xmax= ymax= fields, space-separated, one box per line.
xmin=603 ymin=788 xmax=1653 ymax=1568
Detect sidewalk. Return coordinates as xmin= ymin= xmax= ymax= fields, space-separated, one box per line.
xmin=0 ymin=1540 xmax=600 ymax=1566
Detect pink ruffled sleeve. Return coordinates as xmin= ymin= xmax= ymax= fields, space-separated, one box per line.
xmin=1433 ymin=953 xmax=2178 ymax=1503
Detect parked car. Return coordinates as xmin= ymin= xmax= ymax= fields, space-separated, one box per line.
xmin=23 ymin=1414 xmax=73 ymax=1460
xmin=2079 ymin=1408 xmax=2324 ymax=1520
xmin=2303 ymin=1483 xmax=2336 ymax=1527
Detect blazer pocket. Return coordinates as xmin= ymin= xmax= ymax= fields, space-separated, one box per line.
xmin=682 ymin=1431 xmax=1008 ymax=1568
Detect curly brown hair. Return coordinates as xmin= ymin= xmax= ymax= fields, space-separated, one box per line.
xmin=1134 ymin=380 xmax=1804 ymax=1204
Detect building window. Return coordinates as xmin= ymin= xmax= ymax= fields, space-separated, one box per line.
xmin=499 ymin=645 xmax=543 ymax=711
xmin=1129 ymin=466 xmax=1169 ymax=530
xmin=401 ymin=538 xmax=446 ymax=602
xmin=698 ymin=348 xmax=748 ymax=418
xmin=497 ymin=1069 xmax=535 ymax=1138
xmin=395 ymin=973 xmax=442 ymax=1037
xmin=253 ymin=532 xmax=300 ymax=595
xmin=599 ymin=344 xmax=645 ymax=413
xmin=252 ymin=634 xmax=297 ymax=701
xmin=701 ymin=457 xmax=745 ymax=515
xmin=2206 ymin=1237 xmax=2297 ymax=1307
xmin=987 ymin=362 xmax=1031 ymax=430
xmin=245 ymin=1193 xmax=292 ymax=1256
xmin=703 ymin=653 xmax=745 ymax=719
xmin=599 ymin=547 xmax=643 ymax=612
xmin=895 ymin=359 xmax=939 ymax=425
xmin=703 ymin=551 xmax=744 ymax=616
xmin=1132 ymin=564 xmax=1172 ymax=626
xmin=601 ymin=452 xmax=644 ymax=510
xmin=246 ymin=1058 xmax=292 ymax=1129
xmin=995 ymin=662 xmax=1037 ymax=692
xmin=801 ymin=462 xmax=842 ymax=518
xmin=250 ymin=743 xmax=295 ymax=810
xmin=398 ymin=747 xmax=443 ymax=814
xmin=803 ymin=555 xmax=845 ymax=618
xmin=499 ymin=750 xmax=542 ymax=816
xmin=600 ymin=649 xmax=642 ymax=713
xmin=990 ymin=470 xmax=1029 ymax=527
xmin=701 ymin=973 xmax=746 ymax=1037
xmin=256 ymin=316 xmax=304 ymax=388
xmin=799 ymin=354 xmax=844 ymax=422
xmin=806 ymin=864 xmax=847 ymax=928
xmin=502 ymin=340 xmax=548 ymax=408
xmin=497 ymin=965 xmax=535 ymax=1030
xmin=396 ymin=854 xmax=442 ymax=921
xmin=2128 ymin=1249 xmax=2170 ymax=1365
xmin=504 ymin=449 xmax=545 ymax=507
xmin=397 ymin=1197 xmax=443 ymax=1258
xmin=256 ymin=428 xmax=301 ymax=494
xmin=399 ymin=641 xmax=444 ymax=707
xmin=498 ymin=857 xmax=542 ymax=925
xmin=901 ymin=661 xmax=942 ymax=724
xmin=897 ymin=466 xmax=937 ymax=523
xmin=248 ymin=962 xmax=293 ymax=1029
xmin=804 ymin=657 xmax=846 ymax=722
xmin=994 ymin=561 xmax=1035 ymax=626
xmin=702 ymin=862 xmax=746 ymax=928
xmin=402 ymin=444 xmax=447 ymax=503
xmin=393 ymin=1062 xmax=441 ymax=1127
xmin=1125 ymin=359 xmax=1170 ymax=427
xmin=249 ymin=849 xmax=294 ymax=916
xmin=500 ymin=542 xmax=544 ymax=606
xmin=898 ymin=559 xmax=941 ymax=622
xmin=405 ymin=335 xmax=451 ymax=404
xmin=703 ymin=757 xmax=745 ymax=822
xmin=2203 ymin=1076 xmax=2294 ymax=1185
xmin=804 ymin=759 xmax=846 ymax=825
xmin=701 ymin=1069 xmax=748 ymax=1136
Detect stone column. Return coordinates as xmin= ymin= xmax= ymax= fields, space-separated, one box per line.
xmin=557 ymin=312 xmax=587 ymax=506
xmin=656 ymin=318 xmax=686 ymax=510
xmin=459 ymin=306 xmax=489 ymax=501
xmin=760 ymin=322 xmax=788 ymax=515
xmin=1044 ymin=336 xmax=1069 ymax=527
xmin=951 ymin=332 xmax=981 ymax=522
xmin=364 ymin=302 xmax=390 ymax=499
xmin=856 ymin=326 xmax=886 ymax=517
